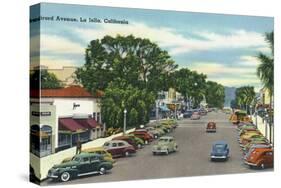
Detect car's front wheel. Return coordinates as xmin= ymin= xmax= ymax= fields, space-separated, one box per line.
xmin=60 ymin=172 xmax=71 ymax=182
xmin=99 ymin=166 xmax=107 ymax=175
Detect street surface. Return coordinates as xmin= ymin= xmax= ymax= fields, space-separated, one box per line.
xmin=44 ymin=111 xmax=272 ymax=185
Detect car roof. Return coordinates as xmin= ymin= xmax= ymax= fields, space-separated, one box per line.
xmin=213 ymin=140 xmax=228 ymax=145
xmin=75 ymin=152 xmax=101 ymax=158
xmin=83 ymin=147 xmax=105 ymax=152
xmin=107 ymin=140 xmax=127 ymax=144
xmin=252 ymin=147 xmax=273 ymax=152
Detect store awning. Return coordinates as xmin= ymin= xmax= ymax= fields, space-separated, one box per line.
xmin=74 ymin=118 xmax=98 ymax=129
xmin=59 ymin=118 xmax=87 ymax=132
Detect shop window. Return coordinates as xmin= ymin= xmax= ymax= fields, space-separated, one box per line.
xmin=58 ymin=133 xmax=71 ymax=147
xmin=93 ymin=112 xmax=96 ymax=121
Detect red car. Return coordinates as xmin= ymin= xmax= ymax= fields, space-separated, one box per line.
xmin=103 ymin=140 xmax=136 ymax=158
xmin=112 ymin=135 xmax=141 ymax=150
xmin=206 ymin=122 xmax=216 ymax=132
xmin=131 ymin=131 xmax=153 ymax=144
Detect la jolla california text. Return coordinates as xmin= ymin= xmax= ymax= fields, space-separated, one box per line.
xmin=29 ymin=15 xmax=129 ymax=24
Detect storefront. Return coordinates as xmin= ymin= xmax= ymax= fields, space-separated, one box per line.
xmin=30 ymin=124 xmax=53 ymax=157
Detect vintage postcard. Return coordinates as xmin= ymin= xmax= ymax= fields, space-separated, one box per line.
xmin=30 ymin=3 xmax=274 ymax=185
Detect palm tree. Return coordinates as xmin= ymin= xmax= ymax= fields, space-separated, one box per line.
xmin=256 ymin=31 xmax=274 ymax=143
xmin=257 ymin=31 xmax=274 ymax=100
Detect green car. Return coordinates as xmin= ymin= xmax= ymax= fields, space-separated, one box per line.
xmin=152 ymin=136 xmax=178 ymax=155
xmin=126 ymin=134 xmax=145 ymax=148
xmin=154 ymin=124 xmax=170 ymax=133
xmin=48 ymin=153 xmax=113 ymax=182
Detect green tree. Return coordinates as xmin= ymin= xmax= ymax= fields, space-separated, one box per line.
xmin=75 ymin=35 xmax=177 ymax=95
xmin=256 ymin=31 xmax=274 ymax=104
xmin=101 ymin=84 xmax=155 ymax=129
xmin=235 ymin=86 xmax=255 ymax=114
xmin=30 ymin=69 xmax=63 ymax=89
xmin=205 ymin=81 xmax=225 ymax=108
xmin=172 ymin=68 xmax=207 ymax=108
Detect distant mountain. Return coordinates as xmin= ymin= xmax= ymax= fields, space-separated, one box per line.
xmin=224 ymin=86 xmax=236 ymax=107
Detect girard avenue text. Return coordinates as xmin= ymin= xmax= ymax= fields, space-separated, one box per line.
xmin=30 ymin=15 xmax=129 ymax=24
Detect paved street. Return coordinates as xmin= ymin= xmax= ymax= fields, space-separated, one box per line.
xmin=44 ymin=111 xmax=272 ymax=185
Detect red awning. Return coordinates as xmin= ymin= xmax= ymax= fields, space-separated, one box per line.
xmin=74 ymin=118 xmax=98 ymax=129
xmin=59 ymin=118 xmax=87 ymax=132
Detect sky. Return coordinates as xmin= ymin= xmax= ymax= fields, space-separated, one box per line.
xmin=30 ymin=3 xmax=274 ymax=92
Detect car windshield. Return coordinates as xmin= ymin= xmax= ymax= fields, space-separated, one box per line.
xmin=73 ymin=157 xmax=81 ymax=162
xmin=159 ymin=138 xmax=169 ymax=142
xmin=214 ymin=144 xmax=225 ymax=152
xmin=104 ymin=142 xmax=110 ymax=147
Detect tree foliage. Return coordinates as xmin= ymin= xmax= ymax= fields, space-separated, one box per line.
xmin=75 ymin=35 xmax=178 ymax=95
xmin=205 ymin=81 xmax=225 ymax=108
xmin=256 ymin=31 xmax=274 ymax=96
xmin=101 ymin=84 xmax=155 ymax=129
xmin=30 ymin=69 xmax=63 ymax=89
xmin=171 ymin=68 xmax=207 ymax=108
xmin=235 ymin=86 xmax=256 ymax=113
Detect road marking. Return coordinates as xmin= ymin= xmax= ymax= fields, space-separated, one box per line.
xmin=177 ymin=125 xmax=235 ymax=128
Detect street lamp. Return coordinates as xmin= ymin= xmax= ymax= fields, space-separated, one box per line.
xmin=123 ymin=109 xmax=127 ymax=134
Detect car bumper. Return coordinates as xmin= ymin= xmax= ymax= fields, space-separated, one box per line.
xmin=211 ymin=155 xmax=227 ymax=159
xmin=152 ymin=149 xmax=168 ymax=153
xmin=244 ymin=161 xmax=258 ymax=167
xmin=47 ymin=173 xmax=59 ymax=179
xmin=206 ymin=129 xmax=216 ymax=132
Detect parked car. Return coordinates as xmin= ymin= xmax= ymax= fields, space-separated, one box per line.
xmin=131 ymin=131 xmax=154 ymax=144
xmin=112 ymin=135 xmax=142 ymax=150
xmin=240 ymin=135 xmax=267 ymax=146
xmin=145 ymin=126 xmax=162 ymax=138
xmin=154 ymin=124 xmax=170 ymax=134
xmin=210 ymin=141 xmax=229 ymax=161
xmin=136 ymin=128 xmax=159 ymax=139
xmin=243 ymin=143 xmax=272 ymax=157
xmin=126 ymin=134 xmax=145 ymax=148
xmin=183 ymin=110 xmax=193 ymax=118
xmin=244 ymin=148 xmax=273 ymax=169
xmin=199 ymin=108 xmax=208 ymax=116
xmin=103 ymin=140 xmax=136 ymax=158
xmin=82 ymin=147 xmax=115 ymax=163
xmin=190 ymin=112 xmax=200 ymax=120
xmin=48 ymin=153 xmax=113 ymax=182
xmin=242 ymin=140 xmax=270 ymax=153
xmin=206 ymin=122 xmax=216 ymax=132
xmin=152 ymin=136 xmax=178 ymax=155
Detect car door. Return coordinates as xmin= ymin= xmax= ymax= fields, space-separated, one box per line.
xmin=117 ymin=141 xmax=126 ymax=155
xmin=78 ymin=157 xmax=92 ymax=174
xmin=90 ymin=156 xmax=100 ymax=172
xmin=108 ymin=142 xmax=118 ymax=157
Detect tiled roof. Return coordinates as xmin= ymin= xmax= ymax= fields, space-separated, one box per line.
xmin=30 ymin=85 xmax=103 ymax=98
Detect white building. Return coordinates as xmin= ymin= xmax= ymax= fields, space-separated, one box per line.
xmin=30 ymin=86 xmax=104 ymax=157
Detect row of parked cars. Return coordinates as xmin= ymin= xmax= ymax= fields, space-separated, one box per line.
xmin=47 ymin=119 xmax=178 ymax=182
xmin=236 ymin=121 xmax=273 ymax=169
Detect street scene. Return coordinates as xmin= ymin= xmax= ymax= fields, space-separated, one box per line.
xmin=30 ymin=3 xmax=274 ymax=185
xmin=43 ymin=111 xmax=271 ymax=185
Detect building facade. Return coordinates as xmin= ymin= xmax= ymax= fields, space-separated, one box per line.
xmin=30 ymin=86 xmax=104 ymax=157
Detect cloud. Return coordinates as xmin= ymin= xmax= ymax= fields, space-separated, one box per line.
xmin=186 ymin=61 xmax=261 ymax=88
xmin=74 ymin=23 xmax=269 ymax=55
xmin=40 ymin=34 xmax=85 ymax=55
xmin=188 ymin=62 xmax=255 ymax=76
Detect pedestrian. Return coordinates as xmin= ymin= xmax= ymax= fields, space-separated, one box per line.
xmin=76 ymin=140 xmax=82 ymax=154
